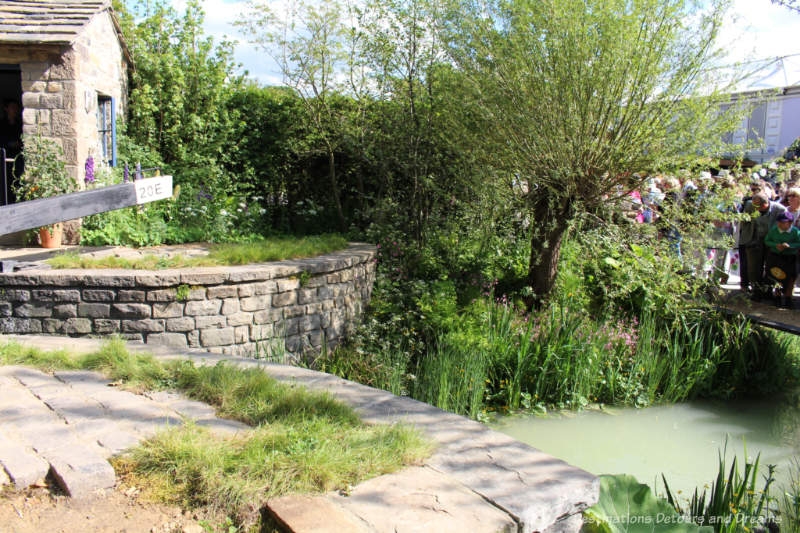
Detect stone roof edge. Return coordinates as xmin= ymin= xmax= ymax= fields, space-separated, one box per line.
xmin=0 ymin=3 xmax=133 ymax=69
xmin=107 ymin=6 xmax=134 ymax=70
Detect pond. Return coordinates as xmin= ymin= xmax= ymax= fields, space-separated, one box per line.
xmin=490 ymin=398 xmax=800 ymax=496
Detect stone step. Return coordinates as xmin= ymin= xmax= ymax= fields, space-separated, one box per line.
xmin=0 ymin=428 xmax=49 ymax=489
xmin=53 ymin=370 xmax=184 ymax=440
xmin=267 ymin=466 xmax=517 ymax=533
xmin=2 ymin=335 xmax=597 ymax=531
xmin=220 ymin=359 xmax=598 ymax=533
xmin=16 ymin=369 xmax=140 ymax=458
xmin=0 ymin=366 xmax=115 ymax=497
xmin=267 ymin=495 xmax=372 ymax=533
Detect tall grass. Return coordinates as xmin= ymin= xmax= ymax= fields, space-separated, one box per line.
xmin=405 ymin=300 xmax=800 ymax=417
xmin=662 ymin=445 xmax=778 ymax=533
xmin=782 ymin=458 xmax=800 ymax=533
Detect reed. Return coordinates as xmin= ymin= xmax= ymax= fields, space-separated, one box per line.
xmin=404 ymin=300 xmax=798 ymax=417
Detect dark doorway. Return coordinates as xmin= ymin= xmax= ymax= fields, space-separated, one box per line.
xmin=0 ymin=64 xmax=22 ymax=206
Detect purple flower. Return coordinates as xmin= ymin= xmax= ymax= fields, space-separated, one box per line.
xmin=135 ymin=162 xmax=142 ymax=180
xmin=84 ymin=156 xmax=95 ymax=184
xmin=123 ymin=163 xmax=129 ymax=182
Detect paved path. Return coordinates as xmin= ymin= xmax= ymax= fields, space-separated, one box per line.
xmin=0 ymin=334 xmax=598 ymax=533
xmin=0 ymin=340 xmax=248 ymax=499
xmin=718 ymin=274 xmax=800 ymax=334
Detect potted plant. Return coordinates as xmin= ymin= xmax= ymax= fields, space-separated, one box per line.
xmin=15 ymin=134 xmax=77 ymax=248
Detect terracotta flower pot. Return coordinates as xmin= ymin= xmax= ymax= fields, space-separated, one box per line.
xmin=39 ymin=223 xmax=63 ymax=248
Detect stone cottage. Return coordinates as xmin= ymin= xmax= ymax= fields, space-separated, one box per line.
xmin=0 ymin=0 xmax=129 ymax=209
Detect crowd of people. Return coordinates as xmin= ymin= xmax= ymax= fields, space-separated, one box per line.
xmin=622 ymin=161 xmax=800 ymax=309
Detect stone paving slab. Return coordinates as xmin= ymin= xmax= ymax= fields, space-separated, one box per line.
xmin=0 ymin=366 xmax=116 ymax=497
xmin=329 ymin=466 xmax=517 ymax=533
xmin=0 ymin=340 xmax=255 ymax=499
xmin=0 ymin=428 xmax=49 ymax=489
xmin=0 ymin=335 xmax=597 ymax=532
xmin=170 ymin=353 xmax=598 ymax=533
xmin=267 ymin=494 xmax=372 ymax=533
xmin=221 ymin=359 xmax=598 ymax=532
xmin=44 ymin=448 xmax=116 ymax=499
xmin=53 ymin=370 xmax=185 ymax=440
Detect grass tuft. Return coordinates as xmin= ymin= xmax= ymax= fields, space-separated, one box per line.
xmin=173 ymin=362 xmax=361 ymax=427
xmin=0 ymin=338 xmax=433 ymax=529
xmin=46 ymin=234 xmax=349 ymax=270
xmin=206 ymin=234 xmax=349 ymax=266
xmin=0 ymin=341 xmax=80 ymax=372
xmin=114 ymin=419 xmax=429 ymax=525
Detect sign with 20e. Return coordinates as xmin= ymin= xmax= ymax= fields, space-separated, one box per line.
xmin=134 ymin=176 xmax=173 ymax=205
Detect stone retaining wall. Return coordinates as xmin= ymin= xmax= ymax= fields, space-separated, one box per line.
xmin=0 ymin=244 xmax=376 ymax=357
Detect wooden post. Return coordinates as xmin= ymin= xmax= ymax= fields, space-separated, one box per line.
xmin=0 ymin=176 xmax=173 ymax=236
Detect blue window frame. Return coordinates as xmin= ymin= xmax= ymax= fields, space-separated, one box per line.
xmin=97 ymin=95 xmax=116 ymax=166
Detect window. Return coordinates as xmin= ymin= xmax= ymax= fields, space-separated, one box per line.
xmin=747 ymin=103 xmax=767 ymax=146
xmin=96 ymin=95 xmax=116 ymax=166
xmin=719 ymin=104 xmax=734 ymax=145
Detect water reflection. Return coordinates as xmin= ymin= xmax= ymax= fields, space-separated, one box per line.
xmin=490 ymin=398 xmax=800 ymax=494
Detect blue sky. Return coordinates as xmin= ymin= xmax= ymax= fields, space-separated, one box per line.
xmin=172 ymin=0 xmax=800 ymax=88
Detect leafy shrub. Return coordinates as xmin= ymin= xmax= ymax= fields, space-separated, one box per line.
xmin=15 ymin=134 xmax=76 ymax=201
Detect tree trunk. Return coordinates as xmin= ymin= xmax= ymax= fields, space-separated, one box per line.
xmin=327 ymin=146 xmax=346 ymax=230
xmin=527 ymin=197 xmax=572 ymax=306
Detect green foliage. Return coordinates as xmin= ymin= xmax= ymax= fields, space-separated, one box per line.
xmin=441 ymin=0 xmax=744 ymax=298
xmin=80 ymin=205 xmax=172 ymax=246
xmin=15 ymin=134 xmax=77 ymax=201
xmin=118 ymin=419 xmax=430 ymax=528
xmin=123 ymin=0 xmax=243 ymax=173
xmin=0 ymin=338 xmax=172 ymax=390
xmin=662 ymin=447 xmax=778 ymax=533
xmin=559 ymin=221 xmax=697 ymax=317
xmin=176 ymin=284 xmax=191 ymax=301
xmin=102 ymin=0 xmax=268 ymax=245
xmin=234 ymin=0 xmax=488 ymax=239
xmin=321 ymin=217 xmax=800 ymax=419
xmin=781 ymin=459 xmax=800 ymax=533
xmin=206 ymin=234 xmax=348 ymax=265
xmin=79 ymin=184 xmax=272 ymax=246
xmin=583 ymin=474 xmax=713 ymax=533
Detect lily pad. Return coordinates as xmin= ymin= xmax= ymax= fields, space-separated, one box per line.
xmin=582 ymin=474 xmax=712 ymax=533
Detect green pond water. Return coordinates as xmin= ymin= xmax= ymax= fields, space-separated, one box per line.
xmin=490 ymin=399 xmax=800 ymax=495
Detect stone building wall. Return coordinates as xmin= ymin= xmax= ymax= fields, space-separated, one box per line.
xmin=5 ymin=9 xmax=127 ymax=184
xmin=0 ymin=245 xmax=376 ymax=359
xmin=72 ymin=10 xmax=128 ymax=174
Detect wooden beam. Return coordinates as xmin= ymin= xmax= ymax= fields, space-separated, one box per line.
xmin=0 ymin=176 xmax=173 ymax=236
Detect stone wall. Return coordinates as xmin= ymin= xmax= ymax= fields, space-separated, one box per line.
xmin=6 ymin=9 xmax=127 ymax=184
xmin=0 ymin=245 xmax=376 ymax=358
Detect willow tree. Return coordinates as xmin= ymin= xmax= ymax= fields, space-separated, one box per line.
xmin=441 ymin=0 xmax=741 ymax=302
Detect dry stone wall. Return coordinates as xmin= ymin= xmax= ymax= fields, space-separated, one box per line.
xmin=0 ymin=245 xmax=376 ymax=358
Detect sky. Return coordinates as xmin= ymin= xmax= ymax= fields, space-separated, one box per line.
xmin=173 ymin=0 xmax=800 ymax=89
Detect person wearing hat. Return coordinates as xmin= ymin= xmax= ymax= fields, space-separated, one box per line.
xmin=765 ymin=211 xmax=800 ymax=308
